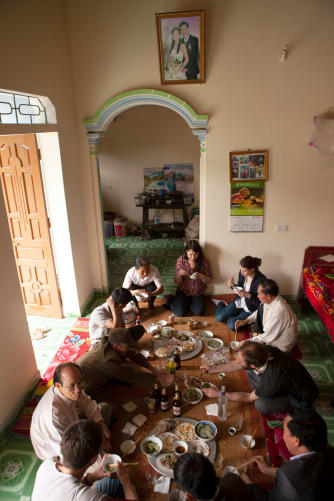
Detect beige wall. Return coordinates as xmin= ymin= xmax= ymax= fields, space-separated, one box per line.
xmin=99 ymin=105 xmax=199 ymax=227
xmin=68 ymin=0 xmax=334 ymax=294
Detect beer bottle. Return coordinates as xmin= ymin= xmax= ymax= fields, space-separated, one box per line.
xmin=136 ymin=315 xmax=141 ymax=325
xmin=173 ymin=349 xmax=181 ymax=370
xmin=160 ymin=387 xmax=169 ymax=412
xmin=152 ymin=383 xmax=160 ymax=407
xmin=173 ymin=384 xmax=180 ymax=399
xmin=173 ymin=391 xmax=182 ymax=417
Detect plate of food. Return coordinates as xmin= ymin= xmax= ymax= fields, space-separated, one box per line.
xmin=160 ymin=326 xmax=176 ymax=338
xmin=175 ymin=422 xmax=197 ymax=442
xmin=147 ymin=418 xmax=216 ymax=478
xmin=185 ymin=375 xmax=202 ymax=388
xmin=155 ymin=345 xmax=174 ymax=358
xmin=173 ymin=331 xmax=191 ymax=342
xmin=135 ymin=291 xmax=148 ymax=302
xmin=180 ymin=337 xmax=202 ymax=361
xmin=231 ymin=286 xmax=243 ymax=293
xmin=182 ymin=387 xmax=203 ymax=405
xmin=157 ymin=453 xmax=177 ymax=476
xmin=159 ymin=432 xmax=178 ymax=453
xmin=189 ymin=439 xmax=210 ymax=457
xmin=194 ymin=421 xmax=217 ymax=442
xmin=199 ymin=330 xmax=213 ymax=341
xmin=182 ymin=340 xmax=196 ymax=352
xmin=206 ymin=338 xmax=224 ymax=351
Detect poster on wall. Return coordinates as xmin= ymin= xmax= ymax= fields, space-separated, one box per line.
xmin=230 ymin=182 xmax=264 ymax=232
xmin=163 ymin=163 xmax=194 ymax=200
xmin=143 ymin=168 xmax=165 ymax=191
xmin=230 ymin=150 xmax=268 ymax=182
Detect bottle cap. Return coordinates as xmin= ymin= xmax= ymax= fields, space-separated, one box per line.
xmin=221 ymin=385 xmax=226 ymax=393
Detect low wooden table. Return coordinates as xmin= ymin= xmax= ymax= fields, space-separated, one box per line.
xmin=103 ymin=305 xmax=271 ymax=499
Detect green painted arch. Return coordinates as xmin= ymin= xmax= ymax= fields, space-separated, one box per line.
xmin=83 ymin=89 xmax=208 ymax=133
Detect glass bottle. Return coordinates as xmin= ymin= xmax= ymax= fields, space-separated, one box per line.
xmin=173 ymin=384 xmax=180 ymax=399
xmin=152 ymin=383 xmax=160 ymax=408
xmin=136 ymin=315 xmax=141 ymax=325
xmin=173 ymin=391 xmax=182 ymax=417
xmin=218 ymin=385 xmax=228 ymax=421
xmin=168 ymin=359 xmax=176 ymax=375
xmin=173 ymin=349 xmax=181 ymax=370
xmin=160 ymin=387 xmax=169 ymax=412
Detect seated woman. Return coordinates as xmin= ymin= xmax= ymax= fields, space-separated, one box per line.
xmin=166 ymin=240 xmax=212 ymax=316
xmin=122 ymin=256 xmax=163 ymax=309
xmin=215 ymin=256 xmax=265 ymax=330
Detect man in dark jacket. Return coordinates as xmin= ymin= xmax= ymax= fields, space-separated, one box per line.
xmin=179 ymin=21 xmax=199 ymax=80
xmin=242 ymin=408 xmax=334 ymax=500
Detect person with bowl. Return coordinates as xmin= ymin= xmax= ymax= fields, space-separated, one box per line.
xmin=31 ymin=419 xmax=138 ymax=500
xmin=123 ymin=256 xmax=164 ymax=310
xmin=164 ymin=240 xmax=212 ymax=316
xmin=213 ymin=256 xmax=265 ymax=331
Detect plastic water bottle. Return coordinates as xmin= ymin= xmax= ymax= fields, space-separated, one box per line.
xmin=218 ymin=386 xmax=228 ymax=421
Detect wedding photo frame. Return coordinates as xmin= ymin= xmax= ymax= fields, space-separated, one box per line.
xmin=230 ymin=150 xmax=269 ymax=182
xmin=155 ymin=10 xmax=205 ymax=85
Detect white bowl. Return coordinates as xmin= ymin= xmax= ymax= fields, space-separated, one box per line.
xmin=230 ymin=340 xmax=239 ymax=350
xmin=222 ymin=466 xmax=239 ymax=477
xmin=206 ymin=338 xmax=224 ymax=350
xmin=240 ymin=434 xmax=256 ymax=449
xmin=182 ymin=387 xmax=203 ymax=405
xmin=120 ymin=440 xmax=136 ymax=455
xmin=140 ymin=436 xmax=163 ymax=456
xmin=172 ymin=440 xmax=188 ymax=456
xmin=219 ymin=372 xmax=226 ymax=380
xmin=189 ymin=273 xmax=197 ymax=279
xmin=232 ymin=286 xmax=243 ymax=292
xmin=135 ymin=292 xmax=148 ymax=302
xmin=195 ymin=421 xmax=217 ymax=442
xmin=199 ymin=330 xmax=213 ymax=340
xmin=103 ymin=454 xmax=122 ymax=473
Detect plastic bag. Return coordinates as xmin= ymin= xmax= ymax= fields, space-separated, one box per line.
xmin=185 ymin=215 xmax=199 ymax=240
xmin=201 ymin=347 xmax=231 ymax=367
xmin=309 ymin=113 xmax=334 ymax=154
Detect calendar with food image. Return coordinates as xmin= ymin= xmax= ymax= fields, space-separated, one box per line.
xmin=230 ymin=182 xmax=264 ymax=216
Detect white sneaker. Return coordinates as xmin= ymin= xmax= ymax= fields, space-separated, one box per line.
xmin=211 ymin=298 xmax=222 ymax=306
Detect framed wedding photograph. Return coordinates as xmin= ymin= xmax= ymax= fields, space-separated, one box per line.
xmin=155 ymin=10 xmax=205 ymax=85
xmin=230 ymin=150 xmax=269 ymax=182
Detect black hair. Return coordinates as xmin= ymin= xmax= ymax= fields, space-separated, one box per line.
xmin=259 ymin=278 xmax=279 ymax=297
xmin=53 ymin=362 xmax=81 ymax=386
xmin=134 ymin=256 xmax=150 ymax=269
xmin=179 ymin=21 xmax=189 ymax=29
xmin=238 ymin=341 xmax=268 ymax=369
xmin=111 ymin=287 xmax=132 ymax=305
xmin=184 ymin=240 xmax=203 ymax=261
xmin=170 ymin=26 xmax=182 ymax=55
xmin=174 ymin=453 xmax=217 ymax=500
xmin=287 ymin=407 xmax=327 ymax=452
xmin=61 ymin=419 xmax=103 ymax=469
xmin=239 ymin=255 xmax=262 ymax=270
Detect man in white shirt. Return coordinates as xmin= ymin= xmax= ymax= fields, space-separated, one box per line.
xmin=123 ymin=256 xmax=163 ymax=310
xmin=242 ymin=408 xmax=334 ymax=500
xmin=89 ymin=288 xmax=133 ymax=345
xmin=30 ymin=362 xmax=112 ymax=461
xmin=32 ymin=419 xmax=138 ymax=501
xmin=236 ymin=279 xmax=297 ymax=353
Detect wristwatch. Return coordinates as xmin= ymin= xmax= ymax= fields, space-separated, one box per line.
xmin=82 ymin=473 xmax=92 ymax=486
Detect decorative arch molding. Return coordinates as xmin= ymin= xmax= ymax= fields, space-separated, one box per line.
xmin=83 ymin=89 xmax=208 ymax=291
xmin=83 ymin=88 xmax=208 ymax=136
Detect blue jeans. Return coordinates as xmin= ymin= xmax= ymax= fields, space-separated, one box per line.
xmin=94 ymin=477 xmax=124 ymax=498
xmin=215 ymin=299 xmax=251 ymax=330
xmin=170 ymin=288 xmax=206 ymax=316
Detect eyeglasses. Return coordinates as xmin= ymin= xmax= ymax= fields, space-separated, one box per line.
xmin=63 ymin=381 xmax=84 ymax=392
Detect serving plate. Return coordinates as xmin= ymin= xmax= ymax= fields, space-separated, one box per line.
xmin=153 ymin=335 xmax=202 ymax=361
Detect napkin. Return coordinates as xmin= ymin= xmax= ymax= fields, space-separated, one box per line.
xmin=122 ymin=401 xmax=137 ymax=412
xmin=122 ymin=422 xmax=138 ymax=436
xmin=154 ymin=475 xmax=171 ymax=494
xmin=205 ymin=403 xmax=218 ymax=416
xmin=132 ymin=413 xmax=147 ymax=427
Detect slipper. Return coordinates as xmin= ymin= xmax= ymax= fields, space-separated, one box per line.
xmin=211 ymin=298 xmax=227 ymax=307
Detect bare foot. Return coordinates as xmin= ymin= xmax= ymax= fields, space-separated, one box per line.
xmin=30 ymin=328 xmax=46 ymax=340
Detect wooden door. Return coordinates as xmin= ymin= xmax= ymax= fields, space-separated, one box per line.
xmin=0 ymin=134 xmax=63 ymax=318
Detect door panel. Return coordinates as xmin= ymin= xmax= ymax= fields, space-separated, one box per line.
xmin=0 ymin=134 xmax=63 ymax=318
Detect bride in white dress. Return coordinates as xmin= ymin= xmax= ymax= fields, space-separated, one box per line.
xmin=166 ymin=27 xmax=189 ymax=80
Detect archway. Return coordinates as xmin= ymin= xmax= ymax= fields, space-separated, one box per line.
xmin=83 ymin=89 xmax=208 ymax=290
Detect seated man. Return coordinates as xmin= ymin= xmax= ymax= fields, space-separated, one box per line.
xmin=201 ymin=341 xmax=318 ymax=414
xmin=32 ymin=419 xmax=138 ymax=501
xmin=174 ymin=452 xmax=252 ymax=501
xmin=236 ymin=278 xmax=298 ymax=353
xmin=242 ymin=408 xmax=334 ymax=500
xmin=122 ymin=256 xmax=164 ymax=310
xmin=30 ymin=362 xmax=112 ymax=461
xmin=89 ymin=288 xmax=133 ymax=345
xmin=77 ymin=325 xmax=158 ymax=394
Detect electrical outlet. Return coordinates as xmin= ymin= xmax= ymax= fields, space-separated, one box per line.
xmin=275 ymin=224 xmax=288 ymax=231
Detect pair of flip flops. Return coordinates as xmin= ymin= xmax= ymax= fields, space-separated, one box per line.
xmin=30 ymin=327 xmax=51 ymax=340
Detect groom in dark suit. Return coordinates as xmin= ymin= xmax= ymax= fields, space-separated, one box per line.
xmin=242 ymin=408 xmax=334 ymax=500
xmin=179 ymin=21 xmax=199 ymax=80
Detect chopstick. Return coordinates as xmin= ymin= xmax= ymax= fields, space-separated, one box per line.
xmin=234 ymin=325 xmax=238 ymax=342
xmin=236 ymin=458 xmax=254 ymax=470
xmin=107 ymin=462 xmax=139 ymax=467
